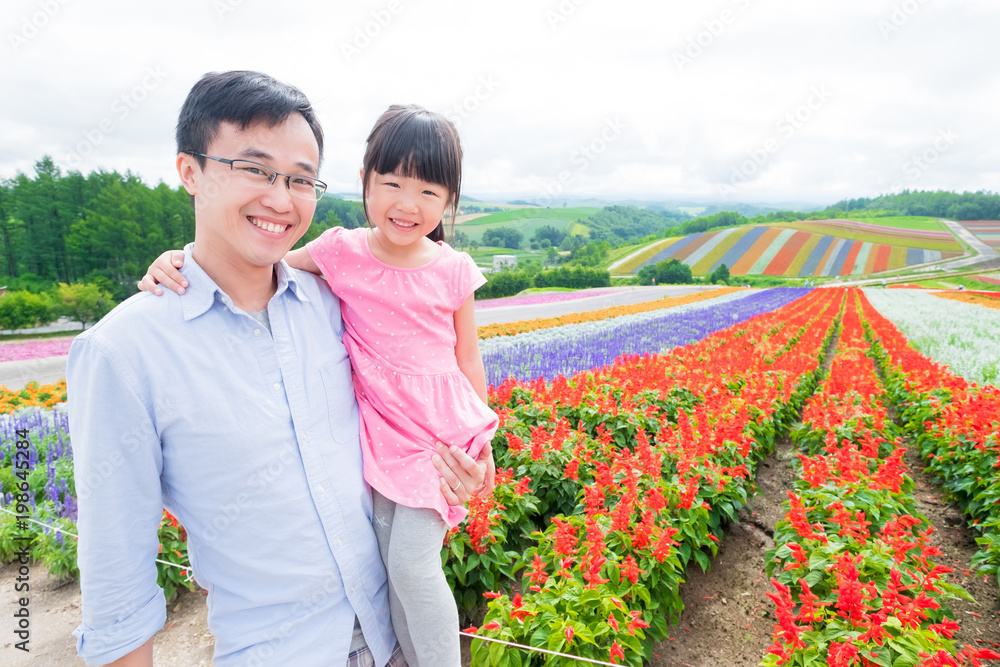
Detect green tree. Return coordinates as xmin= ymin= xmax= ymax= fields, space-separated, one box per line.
xmin=482 ymin=227 xmax=523 ymax=249
xmin=56 ymin=282 xmax=115 ymax=330
xmin=568 ymin=240 xmax=611 ymax=267
xmin=710 ymin=263 xmax=731 ymax=285
xmin=0 ymin=290 xmax=58 ymax=331
xmin=531 ymin=225 xmax=566 ymax=247
xmin=638 ymin=258 xmax=693 ymax=286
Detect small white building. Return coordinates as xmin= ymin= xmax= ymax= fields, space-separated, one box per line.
xmin=492 ymin=255 xmax=517 ymax=272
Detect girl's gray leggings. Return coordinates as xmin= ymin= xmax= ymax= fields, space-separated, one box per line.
xmin=372 ymin=490 xmax=460 ymax=667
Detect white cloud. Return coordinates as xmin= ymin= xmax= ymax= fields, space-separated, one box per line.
xmin=0 ymin=0 xmax=996 ymax=207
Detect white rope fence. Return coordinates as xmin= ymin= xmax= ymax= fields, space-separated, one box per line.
xmin=1 ymin=506 xmax=624 ymax=665
xmin=0 ymin=506 xmax=194 ymax=581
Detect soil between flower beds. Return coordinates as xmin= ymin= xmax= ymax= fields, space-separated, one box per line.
xmin=901 ymin=446 xmax=1000 ymax=646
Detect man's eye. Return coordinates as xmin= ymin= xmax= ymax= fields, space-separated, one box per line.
xmin=241 ymin=166 xmax=268 ymax=176
xmin=290 ymin=177 xmax=315 ymax=187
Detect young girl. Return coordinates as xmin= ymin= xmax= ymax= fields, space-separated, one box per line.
xmin=144 ymin=104 xmax=497 ymax=666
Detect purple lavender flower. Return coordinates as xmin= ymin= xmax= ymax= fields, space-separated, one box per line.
xmin=481 ymin=288 xmax=811 ymax=384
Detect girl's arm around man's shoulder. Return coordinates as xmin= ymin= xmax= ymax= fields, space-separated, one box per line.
xmin=284 ymin=247 xmax=320 ymax=274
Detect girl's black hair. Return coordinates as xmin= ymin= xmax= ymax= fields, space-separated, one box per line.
xmin=361 ymin=105 xmax=462 ymax=243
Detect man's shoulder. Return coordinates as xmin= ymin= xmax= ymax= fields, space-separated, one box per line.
xmin=76 ymin=291 xmax=185 ymax=349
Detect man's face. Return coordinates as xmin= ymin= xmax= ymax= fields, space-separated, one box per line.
xmin=178 ymin=113 xmax=319 ymax=274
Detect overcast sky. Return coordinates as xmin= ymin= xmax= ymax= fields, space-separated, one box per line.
xmin=2 ymin=0 xmax=997 ymax=207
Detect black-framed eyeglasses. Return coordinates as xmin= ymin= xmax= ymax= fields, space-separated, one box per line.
xmin=188 ymin=152 xmax=328 ymax=201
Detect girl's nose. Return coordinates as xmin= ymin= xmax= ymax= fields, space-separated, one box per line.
xmin=399 ymin=192 xmax=419 ymax=212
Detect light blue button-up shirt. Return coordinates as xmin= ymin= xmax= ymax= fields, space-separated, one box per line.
xmin=67 ymin=248 xmax=394 ymax=666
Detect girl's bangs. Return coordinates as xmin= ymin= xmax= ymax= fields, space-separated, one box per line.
xmin=371 ymin=121 xmax=457 ymax=190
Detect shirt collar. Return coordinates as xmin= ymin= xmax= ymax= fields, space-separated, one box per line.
xmin=180 ymin=244 xmax=310 ymax=321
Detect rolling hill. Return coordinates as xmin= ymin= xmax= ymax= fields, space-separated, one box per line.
xmin=623 ymin=218 xmax=964 ymax=277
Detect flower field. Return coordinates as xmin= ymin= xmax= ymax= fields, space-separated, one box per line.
xmin=0 ymin=337 xmax=75 ymax=363
xmin=934 ymin=291 xmax=1000 ymax=312
xmin=476 ymin=289 xmax=629 ymax=310
xmin=475 ymin=287 xmax=741 ymax=340
xmin=479 ymin=287 xmax=809 ymax=384
xmin=1 ymin=286 xmax=999 ymax=666
xmin=632 ymin=220 xmax=963 ymax=278
xmin=865 ymin=290 xmax=1000 ymax=386
xmin=961 ymin=222 xmax=1000 ymax=248
xmin=762 ymin=291 xmax=989 ymax=666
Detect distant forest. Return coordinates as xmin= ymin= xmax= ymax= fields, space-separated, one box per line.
xmin=0 ymin=157 xmax=368 ymax=299
xmin=1 ymin=157 xmax=996 ymax=298
xmin=830 ymin=190 xmax=1000 ymax=220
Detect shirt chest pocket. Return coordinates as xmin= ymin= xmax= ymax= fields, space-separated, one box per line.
xmin=318 ymin=364 xmax=361 ymax=445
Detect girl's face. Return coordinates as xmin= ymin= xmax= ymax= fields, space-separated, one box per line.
xmin=364 ymin=169 xmax=452 ymax=250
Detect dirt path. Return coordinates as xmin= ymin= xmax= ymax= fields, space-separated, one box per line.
xmin=901 ymin=446 xmax=1000 ymax=645
xmin=650 ymin=438 xmax=798 ymax=666
xmin=0 ymin=562 xmax=213 ymax=666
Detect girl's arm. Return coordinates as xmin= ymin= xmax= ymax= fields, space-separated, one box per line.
xmin=450 ymin=294 xmax=496 ymax=499
xmin=283 ymin=247 xmax=320 ymax=274
xmin=138 ymin=247 xmax=321 ymax=295
xmin=454 ymin=294 xmax=488 ymax=404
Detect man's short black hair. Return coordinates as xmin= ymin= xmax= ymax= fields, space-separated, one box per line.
xmin=176 ymin=71 xmax=324 ymax=167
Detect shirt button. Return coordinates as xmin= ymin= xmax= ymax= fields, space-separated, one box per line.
xmin=317 ymin=485 xmax=325 ymax=495
xmin=272 ymin=383 xmax=280 ymax=391
xmin=253 ymin=329 xmax=261 ymax=336
xmin=335 ymin=538 xmax=342 ymax=546
xmin=350 ymin=585 xmax=356 ymax=593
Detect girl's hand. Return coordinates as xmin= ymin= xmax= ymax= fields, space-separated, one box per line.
xmin=137 ymin=250 xmax=188 ymax=295
xmin=433 ymin=442 xmax=495 ymax=505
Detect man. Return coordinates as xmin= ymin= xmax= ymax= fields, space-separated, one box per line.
xmin=68 ymin=71 xmax=491 ymax=667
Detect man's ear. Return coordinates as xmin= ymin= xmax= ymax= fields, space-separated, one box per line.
xmin=177 ymin=153 xmax=200 ymax=195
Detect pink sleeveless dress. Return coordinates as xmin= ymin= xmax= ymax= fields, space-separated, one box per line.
xmin=307 ymin=227 xmax=498 ymax=527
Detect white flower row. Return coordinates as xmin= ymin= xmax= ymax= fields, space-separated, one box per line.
xmin=864 ymin=289 xmax=1000 ymax=386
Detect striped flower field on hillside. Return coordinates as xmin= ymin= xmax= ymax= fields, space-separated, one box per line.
xmin=636 ymin=220 xmax=962 ymax=278
xmin=961 ymin=221 xmax=1000 ymax=247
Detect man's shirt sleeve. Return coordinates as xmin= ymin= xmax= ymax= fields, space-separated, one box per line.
xmin=68 ymin=335 xmax=167 ymax=665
